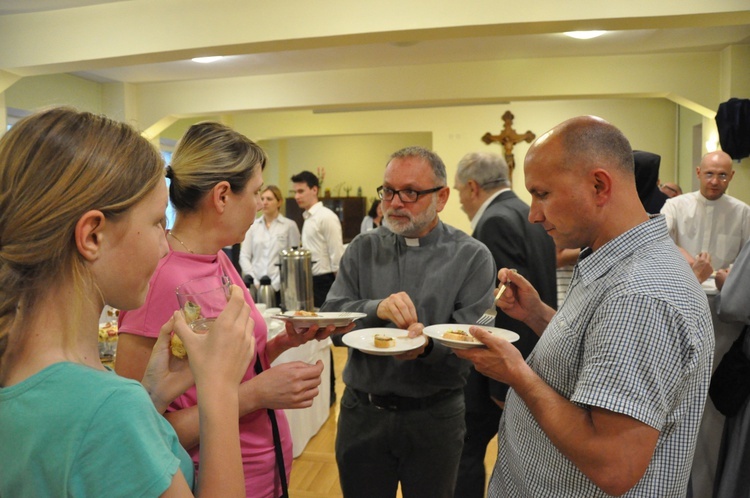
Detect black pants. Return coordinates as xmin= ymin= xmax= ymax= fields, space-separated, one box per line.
xmin=454 ymin=409 xmax=502 ymax=498
xmin=312 ymin=272 xmax=336 ymax=308
xmin=337 ymin=388 xmax=466 ymax=498
xmin=312 ymin=272 xmax=337 ymax=404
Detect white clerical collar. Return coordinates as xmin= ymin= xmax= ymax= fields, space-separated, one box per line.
xmin=405 ymin=237 xmax=420 ymax=247
xmin=470 ymin=188 xmax=510 ymax=230
xmin=698 ymin=192 xmax=722 ymax=205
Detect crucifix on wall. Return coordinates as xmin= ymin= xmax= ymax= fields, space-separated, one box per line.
xmin=481 ymin=111 xmax=536 ymax=181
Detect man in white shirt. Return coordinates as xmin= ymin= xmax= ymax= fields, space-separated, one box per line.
xmin=291 ymin=170 xmax=344 ymax=307
xmin=661 ymin=150 xmax=750 ymax=273
xmin=292 ymin=170 xmax=344 ymax=406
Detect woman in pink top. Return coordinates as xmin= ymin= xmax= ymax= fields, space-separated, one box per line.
xmin=116 ymin=122 xmax=347 ymax=498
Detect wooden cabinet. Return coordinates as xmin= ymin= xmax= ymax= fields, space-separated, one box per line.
xmin=285 ymin=197 xmax=366 ymax=244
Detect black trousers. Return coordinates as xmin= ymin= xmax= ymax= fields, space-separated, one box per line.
xmin=312 ymin=272 xmax=336 ymax=308
xmin=454 ymin=409 xmax=502 ymax=498
xmin=312 ymin=272 xmax=337 ymax=404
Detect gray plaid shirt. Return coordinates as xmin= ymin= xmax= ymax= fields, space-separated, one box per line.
xmin=489 ymin=215 xmax=714 ymax=497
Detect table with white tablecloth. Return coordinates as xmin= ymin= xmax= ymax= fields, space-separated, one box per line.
xmin=269 ymin=320 xmax=332 ymax=458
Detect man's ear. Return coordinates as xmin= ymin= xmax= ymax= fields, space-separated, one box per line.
xmin=75 ymin=210 xmax=106 ymax=262
xmin=592 ymin=168 xmax=613 ymax=206
xmin=468 ymin=180 xmax=480 ymax=198
xmin=435 ymin=185 xmax=450 ymax=212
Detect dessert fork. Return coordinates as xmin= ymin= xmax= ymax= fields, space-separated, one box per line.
xmin=475 ymin=269 xmax=517 ymax=326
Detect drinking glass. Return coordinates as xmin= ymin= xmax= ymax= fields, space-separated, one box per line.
xmin=175 ymin=275 xmax=231 ymax=332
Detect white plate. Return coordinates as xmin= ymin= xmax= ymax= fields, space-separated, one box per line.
xmin=266 ymin=318 xmax=285 ymax=338
xmin=342 ymin=328 xmax=427 ymax=356
xmin=423 ymin=324 xmax=520 ymax=350
xmin=273 ymin=311 xmax=367 ymax=329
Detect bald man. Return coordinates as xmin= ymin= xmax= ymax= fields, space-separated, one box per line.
xmin=661 ymin=151 xmax=750 ymax=272
xmin=456 ymin=116 xmax=714 ymax=497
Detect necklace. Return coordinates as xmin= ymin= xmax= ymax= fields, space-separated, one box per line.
xmin=168 ymin=231 xmax=194 ymax=254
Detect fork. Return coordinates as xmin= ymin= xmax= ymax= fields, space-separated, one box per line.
xmin=475 ymin=269 xmax=517 ymax=326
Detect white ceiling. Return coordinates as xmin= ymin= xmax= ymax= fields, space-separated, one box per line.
xmin=2 ymin=0 xmax=749 ymax=85
xmin=73 ymin=25 xmax=750 ymax=84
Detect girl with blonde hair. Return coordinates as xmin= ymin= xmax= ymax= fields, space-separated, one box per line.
xmin=0 ymin=107 xmax=255 ymax=496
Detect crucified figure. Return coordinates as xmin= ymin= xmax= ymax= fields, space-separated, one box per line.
xmin=482 ymin=110 xmax=536 ymax=181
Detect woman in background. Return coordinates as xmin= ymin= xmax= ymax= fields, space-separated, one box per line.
xmin=360 ymin=199 xmax=382 ymax=233
xmin=116 ymin=122 xmax=347 ymax=498
xmin=0 ymin=107 xmax=254 ymax=497
xmin=240 ymin=185 xmax=300 ymax=304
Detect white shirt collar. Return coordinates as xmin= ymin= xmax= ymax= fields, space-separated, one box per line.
xmin=470 ymin=188 xmax=510 ymax=230
xmin=302 ymin=200 xmax=322 ymax=219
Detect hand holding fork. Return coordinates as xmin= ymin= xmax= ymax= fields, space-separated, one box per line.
xmin=475 ymin=269 xmax=518 ymax=326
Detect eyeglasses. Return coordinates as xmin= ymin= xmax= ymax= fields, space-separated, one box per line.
xmin=377 ymin=185 xmax=444 ymax=203
xmin=702 ymin=172 xmax=729 ymax=182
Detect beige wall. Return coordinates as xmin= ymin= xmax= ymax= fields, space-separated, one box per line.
xmin=212 ymin=98 xmax=679 ymax=233
xmin=728 ymin=157 xmax=750 ymax=202
xmin=257 ymin=132 xmax=432 ymax=206
xmin=5 ymin=74 xmax=748 ymax=235
xmin=5 ymin=74 xmax=102 ymax=114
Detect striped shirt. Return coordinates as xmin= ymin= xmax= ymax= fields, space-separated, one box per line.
xmin=489 ymin=215 xmax=714 ymax=497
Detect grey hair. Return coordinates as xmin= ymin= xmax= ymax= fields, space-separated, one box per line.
xmin=389 ymin=146 xmax=447 ymax=184
xmin=455 ymin=152 xmax=510 ymax=190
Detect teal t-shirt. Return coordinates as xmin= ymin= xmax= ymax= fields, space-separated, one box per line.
xmin=0 ymin=362 xmax=194 ymax=497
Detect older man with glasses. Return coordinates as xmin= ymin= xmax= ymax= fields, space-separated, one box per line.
xmin=661 ymin=150 xmax=750 ymax=274
xmin=321 ymin=146 xmax=496 ymax=498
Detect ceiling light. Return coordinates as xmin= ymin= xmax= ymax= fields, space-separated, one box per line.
xmin=192 ymin=56 xmax=224 ymax=64
xmin=564 ymin=31 xmax=607 ymax=40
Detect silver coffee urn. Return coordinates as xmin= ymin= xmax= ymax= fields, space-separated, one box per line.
xmin=279 ymin=247 xmax=314 ymax=312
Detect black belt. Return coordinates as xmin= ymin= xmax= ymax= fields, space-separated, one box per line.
xmin=351 ymin=388 xmax=459 ymax=411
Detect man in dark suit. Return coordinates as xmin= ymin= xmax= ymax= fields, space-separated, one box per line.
xmin=452 ymin=151 xmax=557 ymax=498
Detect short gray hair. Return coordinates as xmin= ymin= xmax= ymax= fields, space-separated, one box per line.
xmin=389 ymin=146 xmax=447 ymax=184
xmin=455 ymin=152 xmax=510 ymax=190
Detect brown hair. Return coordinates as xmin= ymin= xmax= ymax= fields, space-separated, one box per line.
xmin=262 ymin=185 xmax=283 ymax=203
xmin=167 ymin=122 xmax=266 ymax=212
xmin=0 ymin=107 xmax=164 ymax=363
